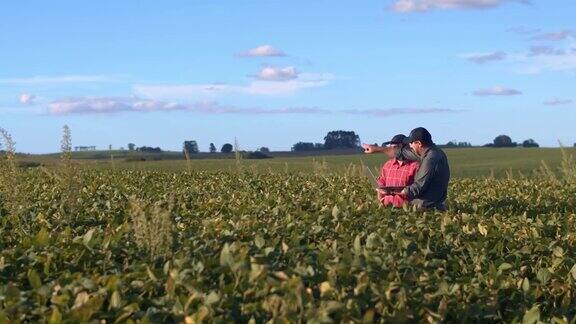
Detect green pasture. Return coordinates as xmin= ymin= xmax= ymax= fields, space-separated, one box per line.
xmin=24 ymin=147 xmax=576 ymax=179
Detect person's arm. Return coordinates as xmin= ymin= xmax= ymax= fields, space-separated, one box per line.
xmin=362 ymin=143 xmax=394 ymax=155
xmin=362 ymin=143 xmax=420 ymax=161
xmin=402 ymin=156 xmax=437 ymax=199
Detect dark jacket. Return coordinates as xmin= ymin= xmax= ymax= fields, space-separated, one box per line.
xmin=397 ymin=145 xmax=450 ymax=209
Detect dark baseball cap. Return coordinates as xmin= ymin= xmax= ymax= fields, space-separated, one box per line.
xmin=406 ymin=127 xmax=433 ymax=144
xmin=383 ymin=134 xmax=407 ymax=145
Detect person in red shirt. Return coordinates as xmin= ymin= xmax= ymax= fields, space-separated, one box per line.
xmin=377 ymin=134 xmax=420 ymax=208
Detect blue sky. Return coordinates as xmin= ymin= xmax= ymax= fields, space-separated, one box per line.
xmin=1 ymin=0 xmax=575 ymax=153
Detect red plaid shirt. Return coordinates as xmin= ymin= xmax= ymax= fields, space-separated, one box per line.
xmin=378 ymin=159 xmax=420 ymax=208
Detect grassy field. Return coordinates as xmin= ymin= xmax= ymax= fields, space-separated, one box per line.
xmin=22 ymin=147 xmax=576 ymax=178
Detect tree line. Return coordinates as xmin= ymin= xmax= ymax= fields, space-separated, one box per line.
xmin=483 ymin=135 xmax=540 ymax=148
xmin=292 ymin=130 xmax=361 ymax=152
xmin=123 ymin=131 xmax=572 ymax=155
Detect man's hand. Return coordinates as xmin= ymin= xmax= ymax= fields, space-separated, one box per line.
xmin=376 ymin=188 xmax=389 ymax=195
xmin=397 ymin=188 xmax=408 ymax=197
xmin=362 ymin=143 xmax=379 ymax=154
xmin=376 ymin=188 xmax=388 ymax=201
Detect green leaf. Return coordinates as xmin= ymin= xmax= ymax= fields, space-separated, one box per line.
xmin=498 ymin=263 xmax=513 ymax=272
xmin=522 ymin=305 xmax=540 ymax=324
xmin=522 ymin=277 xmax=530 ymax=293
xmin=193 ymin=306 xmax=210 ymax=322
xmin=219 ymin=243 xmax=233 ymax=267
xmin=205 ymin=291 xmax=220 ymax=305
xmin=552 ymin=246 xmax=564 ymax=258
xmin=146 ymin=266 xmax=158 ymax=282
xmin=5 ymin=284 xmax=20 ymax=303
xmin=0 ymin=311 xmax=9 ymax=324
xmin=536 ymin=268 xmax=551 ymax=284
xmin=109 ymin=291 xmax=122 ymax=309
xmin=323 ymin=301 xmax=343 ymax=314
xmin=28 ymin=269 xmax=42 ymax=290
xmin=83 ymin=229 xmax=96 ymax=246
xmin=570 ymin=264 xmax=576 ymax=280
xmin=254 ymin=235 xmax=265 ymax=249
xmin=34 ymin=227 xmax=50 ymax=247
xmin=332 ymin=205 xmax=340 ymax=218
xmin=264 ymin=247 xmax=275 ymax=256
xmin=353 ymin=235 xmax=362 ymax=253
xmin=366 ymin=233 xmax=380 ymax=249
xmin=48 ymin=308 xmax=62 ymax=324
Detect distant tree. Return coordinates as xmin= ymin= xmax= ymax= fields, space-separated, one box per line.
xmin=128 ymin=143 xmax=136 ymax=151
xmin=221 ymin=143 xmax=233 ymax=153
xmin=314 ymin=143 xmax=324 ymax=150
xmin=259 ymin=147 xmax=270 ymax=153
xmin=324 ymin=130 xmax=360 ymax=150
xmin=209 ymin=143 xmax=217 ymax=153
xmin=443 ymin=141 xmax=471 ymax=148
xmin=246 ymin=151 xmax=272 ymax=159
xmin=108 ymin=144 xmax=112 ymax=151
xmin=522 ymin=139 xmax=539 ymax=148
xmin=493 ymin=135 xmax=517 ymax=148
xmin=137 ymin=146 xmax=162 ymax=153
xmin=183 ymin=141 xmax=199 ymax=154
xmin=292 ymin=142 xmax=316 ymax=152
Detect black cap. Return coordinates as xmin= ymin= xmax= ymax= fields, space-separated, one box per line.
xmin=406 ymin=127 xmax=433 ymax=144
xmin=383 ymin=134 xmax=407 ymax=145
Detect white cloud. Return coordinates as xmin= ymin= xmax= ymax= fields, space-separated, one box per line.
xmin=531 ymin=30 xmax=576 ymax=42
xmin=0 ymin=75 xmax=115 ymax=85
xmin=243 ymin=73 xmax=334 ymax=95
xmin=133 ymin=84 xmax=230 ymax=99
xmin=475 ymin=37 xmax=576 ymax=73
xmin=46 ymin=97 xmax=329 ymax=115
xmin=343 ymin=108 xmax=460 ymax=116
xmin=508 ymin=26 xmax=542 ymax=36
xmin=392 ymin=0 xmax=527 ymax=13
xmin=465 ymin=51 xmax=507 ymax=64
xmin=239 ymin=45 xmax=286 ymax=57
xmin=543 ymin=98 xmax=573 ymax=106
xmin=528 ymin=46 xmax=566 ymax=56
xmin=19 ymin=93 xmax=36 ymax=105
xmin=522 ymin=52 xmax=576 ymax=73
xmin=46 ymin=97 xmax=461 ymax=118
xmin=473 ymin=86 xmax=522 ymax=96
xmin=192 ymin=104 xmax=329 ymax=115
xmin=134 ymin=73 xmax=334 ymax=98
xmin=48 ymin=97 xmax=185 ymax=115
xmin=254 ymin=66 xmax=298 ymax=81
xmin=510 ymin=40 xmax=576 ymax=73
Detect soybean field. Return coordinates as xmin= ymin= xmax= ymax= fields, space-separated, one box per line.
xmin=1 ymin=145 xmax=576 ymax=322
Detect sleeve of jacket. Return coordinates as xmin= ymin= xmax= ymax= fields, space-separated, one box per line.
xmin=395 ymin=146 xmax=421 ymax=162
xmin=406 ymin=156 xmax=437 ymax=199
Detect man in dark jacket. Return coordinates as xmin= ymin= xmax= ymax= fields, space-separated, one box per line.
xmin=362 ymin=127 xmax=450 ymax=211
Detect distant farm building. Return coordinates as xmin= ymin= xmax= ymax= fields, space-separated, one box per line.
xmin=74 ymin=146 xmax=96 ymax=151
